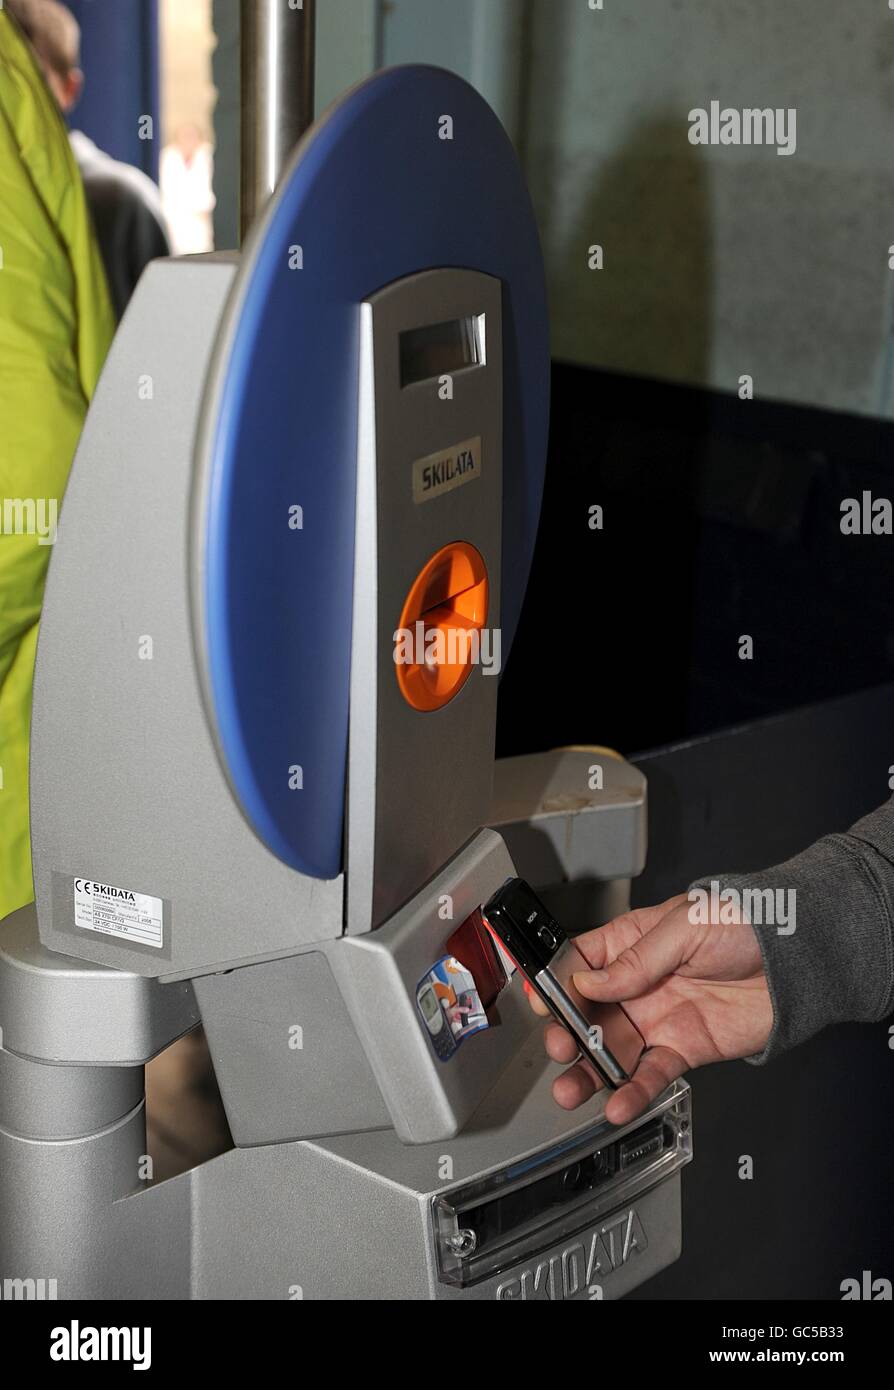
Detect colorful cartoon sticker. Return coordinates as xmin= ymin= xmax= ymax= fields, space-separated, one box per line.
xmin=416 ymin=955 xmax=489 ymax=1062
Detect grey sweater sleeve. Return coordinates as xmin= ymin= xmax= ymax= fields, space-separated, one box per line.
xmin=690 ymin=798 xmax=894 ymax=1063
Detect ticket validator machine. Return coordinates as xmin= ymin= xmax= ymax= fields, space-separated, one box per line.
xmin=0 ymin=65 xmax=691 ymax=1300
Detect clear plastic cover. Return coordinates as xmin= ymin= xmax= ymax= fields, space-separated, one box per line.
xmin=432 ymin=1080 xmax=692 ymax=1288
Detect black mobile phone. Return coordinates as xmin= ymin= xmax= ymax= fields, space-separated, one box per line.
xmin=481 ymin=877 xmax=645 ymax=1089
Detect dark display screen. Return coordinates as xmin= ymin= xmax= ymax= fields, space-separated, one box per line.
xmin=400 ymin=314 xmax=484 ymax=387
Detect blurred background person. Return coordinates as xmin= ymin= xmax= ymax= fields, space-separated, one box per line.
xmin=8 ymin=0 xmax=170 ymax=319
xmin=0 ymin=5 xmax=114 ymax=920
xmin=160 ymin=121 xmax=215 ymax=255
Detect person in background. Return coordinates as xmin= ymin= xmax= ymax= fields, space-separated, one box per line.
xmin=8 ymin=0 xmax=170 ymax=320
xmin=160 ymin=122 xmax=216 ymax=256
xmin=0 ymin=7 xmax=115 ymax=920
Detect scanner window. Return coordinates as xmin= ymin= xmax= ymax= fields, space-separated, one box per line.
xmin=400 ymin=313 xmax=486 ymax=387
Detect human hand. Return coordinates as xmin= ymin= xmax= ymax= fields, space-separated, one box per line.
xmin=527 ymin=893 xmax=773 ymax=1126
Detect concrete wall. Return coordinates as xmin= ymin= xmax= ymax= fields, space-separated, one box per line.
xmin=523 ymin=0 xmax=894 ymax=417
xmin=211 ymin=0 xmax=380 ymax=249
xmin=211 ymin=0 xmax=894 ymax=418
xmin=210 ymin=0 xmax=239 ymax=251
xmin=316 ymin=0 xmax=378 ymax=112
xmin=379 ymin=0 xmax=526 ymax=142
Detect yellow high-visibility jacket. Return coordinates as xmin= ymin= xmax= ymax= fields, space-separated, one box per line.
xmin=0 ymin=12 xmax=115 ymax=920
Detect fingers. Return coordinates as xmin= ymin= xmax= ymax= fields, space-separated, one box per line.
xmin=544 ymin=1021 xmax=578 ymax=1064
xmin=574 ymin=910 xmax=692 ymax=1003
xmin=603 ymin=1045 xmax=688 ymax=1126
xmin=523 ymin=978 xmax=550 ymax=1017
xmin=571 ymin=895 xmax=690 ymax=973
xmin=545 ymin=1032 xmax=687 ymax=1123
xmin=524 ymin=896 xmax=689 ymax=1019
xmin=552 ymin=1061 xmax=598 ymax=1111
xmin=545 ymin=1025 xmax=605 ymax=1109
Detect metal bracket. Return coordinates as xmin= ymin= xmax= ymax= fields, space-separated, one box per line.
xmin=489 ymin=747 xmax=647 ymax=930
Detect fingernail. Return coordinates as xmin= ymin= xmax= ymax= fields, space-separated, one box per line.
xmin=579 ymin=968 xmax=609 ymax=984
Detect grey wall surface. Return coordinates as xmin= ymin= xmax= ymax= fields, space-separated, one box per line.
xmin=212 ymin=0 xmax=894 ymax=417
xmin=379 ymin=0 xmax=526 ymax=141
xmin=211 ymin=0 xmax=239 ymax=250
xmin=211 ymin=0 xmax=380 ymax=250
xmin=523 ymin=0 xmax=894 ymax=417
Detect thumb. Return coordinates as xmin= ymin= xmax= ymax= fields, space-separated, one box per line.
xmin=574 ymin=910 xmax=691 ymax=1002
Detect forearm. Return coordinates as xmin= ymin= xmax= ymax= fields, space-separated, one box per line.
xmin=691 ymin=799 xmax=894 ymax=1062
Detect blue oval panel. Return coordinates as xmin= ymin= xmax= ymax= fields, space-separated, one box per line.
xmin=196 ymin=65 xmax=550 ymax=881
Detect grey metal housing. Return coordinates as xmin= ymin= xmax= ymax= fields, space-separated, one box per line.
xmin=3 ymin=249 xmax=687 ymax=1299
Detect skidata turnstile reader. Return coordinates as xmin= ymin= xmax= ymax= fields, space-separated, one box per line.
xmin=0 ymin=66 xmax=691 ymax=1300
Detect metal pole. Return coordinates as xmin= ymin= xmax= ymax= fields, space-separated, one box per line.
xmin=240 ymin=0 xmax=317 ymax=243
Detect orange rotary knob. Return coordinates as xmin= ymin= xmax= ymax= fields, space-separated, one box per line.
xmin=395 ymin=542 xmax=489 ymax=712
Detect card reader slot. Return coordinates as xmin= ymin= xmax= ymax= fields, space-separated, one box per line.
xmin=432 ymin=1085 xmax=692 ymax=1288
